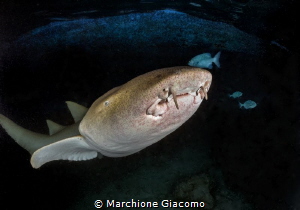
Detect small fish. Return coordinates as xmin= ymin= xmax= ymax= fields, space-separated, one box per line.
xmin=189 ymin=2 xmax=202 ymax=7
xmin=72 ymin=10 xmax=98 ymax=15
xmin=270 ymin=40 xmax=290 ymax=52
xmin=239 ymin=100 xmax=257 ymax=109
xmin=48 ymin=17 xmax=72 ymax=21
xmin=228 ymin=91 xmax=243 ymax=98
xmin=188 ymin=51 xmax=221 ymax=69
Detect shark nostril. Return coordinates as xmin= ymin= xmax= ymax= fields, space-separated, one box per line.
xmin=199 ymin=86 xmax=208 ymax=100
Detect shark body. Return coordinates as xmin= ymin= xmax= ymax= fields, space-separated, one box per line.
xmin=0 ymin=66 xmax=212 ymax=168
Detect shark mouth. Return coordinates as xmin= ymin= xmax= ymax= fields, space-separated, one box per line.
xmin=146 ymin=82 xmax=210 ymax=117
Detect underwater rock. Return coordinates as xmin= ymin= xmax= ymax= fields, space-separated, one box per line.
xmin=174 ymin=174 xmax=215 ymax=209
xmin=10 ymin=9 xmax=262 ymax=64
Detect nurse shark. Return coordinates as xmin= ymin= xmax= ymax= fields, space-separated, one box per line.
xmin=0 ymin=66 xmax=212 ymax=168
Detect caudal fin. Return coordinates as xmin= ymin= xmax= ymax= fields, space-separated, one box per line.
xmin=0 ymin=114 xmax=53 ymax=154
xmin=213 ymin=51 xmax=221 ymax=68
xmin=239 ymin=102 xmax=243 ymax=109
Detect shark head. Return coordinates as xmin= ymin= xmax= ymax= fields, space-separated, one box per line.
xmin=79 ymin=66 xmax=212 ymax=157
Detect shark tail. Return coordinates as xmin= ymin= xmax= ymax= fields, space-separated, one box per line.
xmin=0 ymin=114 xmax=54 ymax=154
xmin=213 ymin=51 xmax=221 ymax=68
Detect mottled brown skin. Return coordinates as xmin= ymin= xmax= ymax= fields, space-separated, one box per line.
xmin=80 ymin=66 xmax=212 ymax=157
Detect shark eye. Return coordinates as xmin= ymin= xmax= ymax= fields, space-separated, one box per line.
xmin=158 ymin=88 xmax=169 ymax=100
xmin=104 ymin=101 xmax=109 ymax=106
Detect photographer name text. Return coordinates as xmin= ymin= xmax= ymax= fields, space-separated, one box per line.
xmin=94 ymin=199 xmax=205 ymax=208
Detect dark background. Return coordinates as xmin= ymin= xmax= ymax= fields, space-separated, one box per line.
xmin=0 ymin=0 xmax=299 ymax=209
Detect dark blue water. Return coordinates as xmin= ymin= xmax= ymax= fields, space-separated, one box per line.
xmin=0 ymin=1 xmax=299 ymax=210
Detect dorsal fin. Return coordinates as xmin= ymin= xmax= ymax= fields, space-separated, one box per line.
xmin=46 ymin=120 xmax=66 ymax=135
xmin=65 ymin=101 xmax=88 ymax=122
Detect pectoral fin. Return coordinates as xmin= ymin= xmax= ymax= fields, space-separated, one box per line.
xmin=30 ymin=136 xmax=98 ymax=169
